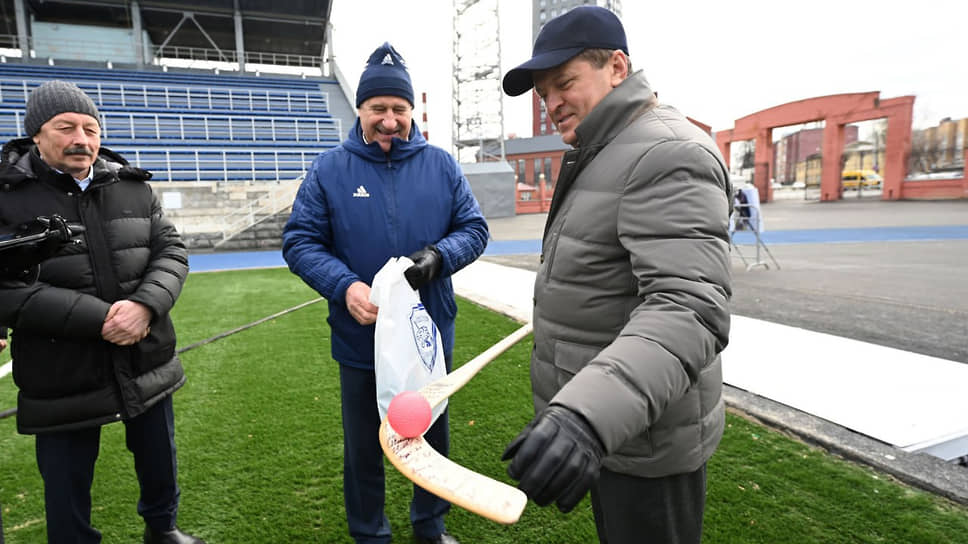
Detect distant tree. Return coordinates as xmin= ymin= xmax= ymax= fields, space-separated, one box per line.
xmin=908 ymin=130 xmax=936 ymax=174
xmin=740 ymin=140 xmax=755 ymax=169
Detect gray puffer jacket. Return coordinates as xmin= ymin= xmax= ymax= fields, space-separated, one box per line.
xmin=532 ymin=71 xmax=732 ymax=477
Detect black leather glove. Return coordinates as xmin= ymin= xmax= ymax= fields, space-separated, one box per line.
xmin=0 ymin=215 xmax=81 ymax=280
xmin=502 ymin=404 xmax=605 ymax=512
xmin=404 ymin=245 xmax=442 ymax=290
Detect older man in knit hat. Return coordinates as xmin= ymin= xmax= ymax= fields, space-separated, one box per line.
xmin=283 ymin=43 xmax=487 ymax=544
xmin=0 ymin=80 xmax=203 ymax=544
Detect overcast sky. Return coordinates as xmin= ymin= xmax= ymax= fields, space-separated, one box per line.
xmin=330 ymin=0 xmax=967 ymax=149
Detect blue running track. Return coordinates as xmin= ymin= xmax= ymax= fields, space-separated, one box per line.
xmin=189 ymin=224 xmax=968 ymax=273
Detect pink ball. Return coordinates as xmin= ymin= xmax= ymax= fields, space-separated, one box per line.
xmin=387 ymin=391 xmax=432 ymax=438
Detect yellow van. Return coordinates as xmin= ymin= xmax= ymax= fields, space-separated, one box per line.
xmin=841 ymin=170 xmax=882 ymax=190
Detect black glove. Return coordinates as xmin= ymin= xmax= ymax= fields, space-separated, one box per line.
xmin=502 ymin=404 xmax=605 ymax=512
xmin=0 ymin=215 xmax=81 ymax=280
xmin=404 ymin=245 xmax=442 ymax=290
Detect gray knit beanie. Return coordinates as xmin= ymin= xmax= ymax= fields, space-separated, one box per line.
xmin=24 ymin=80 xmax=101 ymax=136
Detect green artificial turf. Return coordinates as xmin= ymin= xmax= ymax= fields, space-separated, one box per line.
xmin=1 ymin=267 xmax=966 ymax=542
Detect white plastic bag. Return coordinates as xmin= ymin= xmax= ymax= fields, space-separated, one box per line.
xmin=370 ymin=257 xmax=447 ymax=425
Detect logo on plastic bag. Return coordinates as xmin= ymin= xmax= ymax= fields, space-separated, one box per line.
xmin=409 ymin=303 xmax=438 ymax=372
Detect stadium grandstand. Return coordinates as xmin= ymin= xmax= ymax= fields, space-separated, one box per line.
xmin=0 ymin=0 xmax=356 ymax=249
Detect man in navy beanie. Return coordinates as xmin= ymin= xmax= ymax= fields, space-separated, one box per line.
xmin=283 ymin=42 xmax=487 ymax=544
xmin=501 ymin=6 xmax=732 ymax=544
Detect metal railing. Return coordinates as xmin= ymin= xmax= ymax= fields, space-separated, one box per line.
xmin=114 ymin=147 xmax=322 ymax=183
xmin=0 ymin=108 xmax=340 ymax=143
xmin=0 ymin=63 xmax=339 ymax=184
xmin=149 ymin=44 xmax=321 ymax=69
xmin=216 ymin=174 xmax=305 ymax=247
xmin=242 ymin=50 xmax=322 ymax=69
xmin=100 ymin=111 xmax=340 ymax=143
xmin=0 ymin=78 xmax=329 ymax=114
xmin=0 ymin=34 xmax=323 ymax=71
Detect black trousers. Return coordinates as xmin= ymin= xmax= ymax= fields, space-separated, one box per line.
xmin=591 ymin=463 xmax=707 ymax=544
xmin=35 ymin=395 xmax=180 ymax=544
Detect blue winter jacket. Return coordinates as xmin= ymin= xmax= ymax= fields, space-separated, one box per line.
xmin=282 ymin=119 xmax=488 ymax=369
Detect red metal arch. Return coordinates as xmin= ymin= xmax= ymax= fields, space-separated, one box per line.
xmin=715 ymin=92 xmax=914 ymax=202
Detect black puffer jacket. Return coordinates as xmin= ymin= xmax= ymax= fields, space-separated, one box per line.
xmin=0 ymin=137 xmax=189 ymax=434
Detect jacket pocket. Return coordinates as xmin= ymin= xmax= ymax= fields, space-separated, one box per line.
xmin=133 ymin=317 xmax=176 ymax=375
xmin=614 ymin=431 xmax=655 ymax=458
xmin=553 ymin=338 xmax=655 ymax=458
xmin=12 ymin=336 xmax=107 ymax=398
xmin=552 ymin=339 xmax=599 ymax=388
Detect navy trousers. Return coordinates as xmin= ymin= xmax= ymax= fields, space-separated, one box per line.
xmin=338 ymin=364 xmax=451 ymax=544
xmin=591 ymin=463 xmax=707 ymax=544
xmin=35 ymin=395 xmax=180 ymax=544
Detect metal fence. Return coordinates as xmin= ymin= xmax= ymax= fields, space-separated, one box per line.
xmin=115 ymin=147 xmax=320 ymax=183
xmin=0 ymin=34 xmax=323 ymax=71
xmin=0 ymin=108 xmax=340 ymax=145
xmin=0 ymin=78 xmax=329 ymax=114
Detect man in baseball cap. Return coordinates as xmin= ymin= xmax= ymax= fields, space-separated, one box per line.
xmin=502 ymin=5 xmax=628 ymax=97
xmin=501 ymin=6 xmax=733 ymax=544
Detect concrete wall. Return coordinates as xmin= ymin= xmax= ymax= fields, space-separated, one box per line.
xmin=156 ymin=161 xmax=520 ymax=251
xmin=461 ymin=161 xmax=515 ymax=219
xmin=32 ymin=21 xmax=149 ymax=65
xmin=152 ymin=180 xmax=291 ymax=250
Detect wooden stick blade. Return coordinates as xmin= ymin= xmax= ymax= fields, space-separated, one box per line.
xmin=380 ymin=419 xmax=528 ymax=524
xmin=380 ymin=322 xmax=533 ymax=523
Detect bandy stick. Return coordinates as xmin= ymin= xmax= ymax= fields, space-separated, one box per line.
xmin=379 ymin=322 xmax=533 ymax=524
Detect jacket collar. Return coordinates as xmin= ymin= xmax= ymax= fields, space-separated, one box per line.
xmin=0 ymin=137 xmax=140 ymax=190
xmin=542 ymin=72 xmax=657 ymax=239
xmin=343 ymin=117 xmax=428 ymax=163
xmin=574 ymin=70 xmax=658 ymax=148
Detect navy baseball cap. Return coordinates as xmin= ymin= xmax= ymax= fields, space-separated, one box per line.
xmin=502 ymin=6 xmax=628 ymax=96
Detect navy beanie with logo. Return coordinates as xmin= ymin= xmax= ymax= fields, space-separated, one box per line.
xmin=355 ymin=42 xmax=414 ymax=108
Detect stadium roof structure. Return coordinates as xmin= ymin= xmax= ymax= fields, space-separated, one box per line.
xmin=1 ymin=0 xmax=332 ymax=68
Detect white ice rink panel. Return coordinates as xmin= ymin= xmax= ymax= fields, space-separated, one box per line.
xmin=453 ymin=261 xmax=968 ymax=460
xmin=723 ymin=315 xmax=968 ymax=457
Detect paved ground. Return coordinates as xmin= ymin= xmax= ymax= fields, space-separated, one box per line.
xmin=482 ymin=197 xmax=968 ymax=504
xmin=484 ymin=198 xmax=968 ymax=364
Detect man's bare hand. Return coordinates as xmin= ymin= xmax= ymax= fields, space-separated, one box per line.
xmin=102 ymin=300 xmax=152 ymax=346
xmin=346 ymin=281 xmax=379 ymax=326
xmin=0 ymin=338 xmax=7 ymax=352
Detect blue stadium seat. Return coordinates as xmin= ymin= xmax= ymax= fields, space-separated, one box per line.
xmin=0 ymin=63 xmax=343 ymax=182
